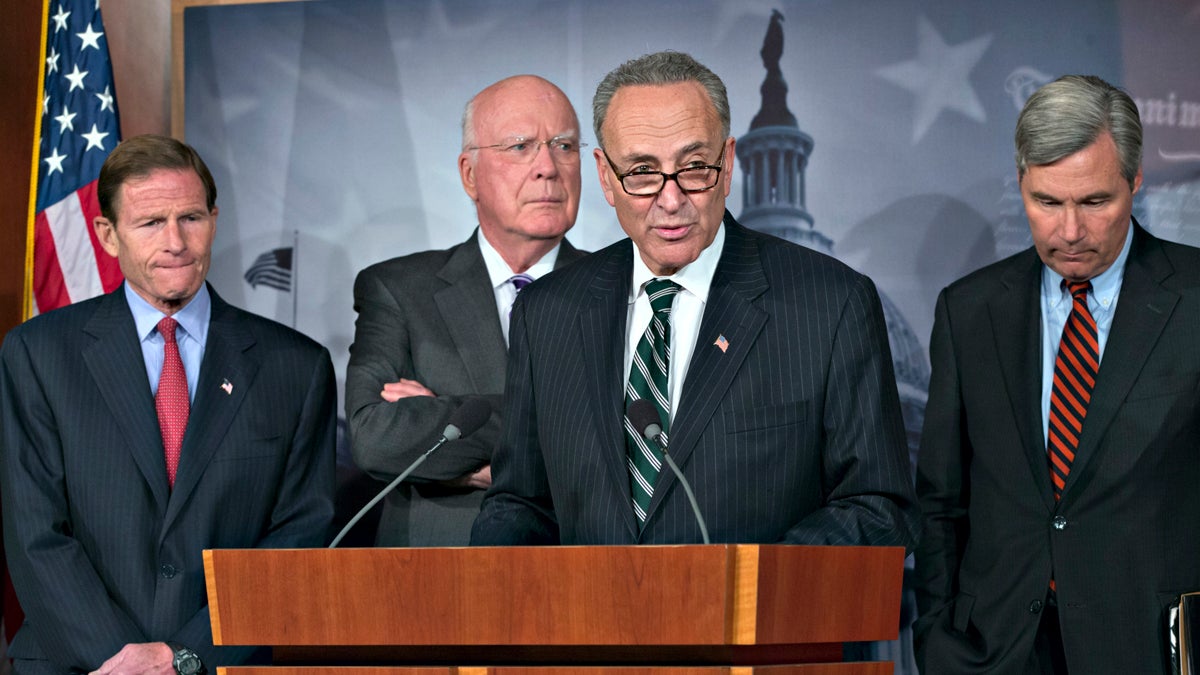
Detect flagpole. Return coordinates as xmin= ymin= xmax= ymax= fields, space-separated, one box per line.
xmin=292 ymin=229 xmax=299 ymax=329
xmin=24 ymin=0 xmax=53 ymax=320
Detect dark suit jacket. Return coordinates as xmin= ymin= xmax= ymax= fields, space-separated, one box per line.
xmin=0 ymin=284 xmax=336 ymax=672
xmin=914 ymin=222 xmax=1200 ymax=674
xmin=346 ymin=232 xmax=583 ymax=546
xmin=471 ymin=213 xmax=918 ymax=546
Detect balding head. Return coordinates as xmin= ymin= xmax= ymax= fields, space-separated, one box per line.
xmin=457 ymin=75 xmax=582 ymax=272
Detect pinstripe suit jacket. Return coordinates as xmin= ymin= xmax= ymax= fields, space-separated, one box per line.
xmin=471 ymin=213 xmax=919 ymax=546
xmin=914 ymin=223 xmax=1200 ymax=674
xmin=347 ymin=232 xmax=583 ymax=546
xmin=0 ymin=284 xmax=335 ymax=673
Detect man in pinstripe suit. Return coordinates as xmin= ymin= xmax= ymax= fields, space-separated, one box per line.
xmin=0 ymin=136 xmax=335 ymax=673
xmin=471 ymin=52 xmax=918 ymax=547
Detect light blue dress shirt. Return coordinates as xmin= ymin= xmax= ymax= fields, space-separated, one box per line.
xmin=125 ymin=283 xmax=211 ymax=403
xmin=1039 ymin=223 xmax=1133 ymax=444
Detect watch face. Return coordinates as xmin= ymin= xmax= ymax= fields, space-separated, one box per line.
xmin=175 ymin=650 xmax=203 ymax=675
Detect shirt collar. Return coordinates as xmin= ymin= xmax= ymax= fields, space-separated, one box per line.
xmin=477 ymin=227 xmax=561 ymax=289
xmin=1041 ymin=220 xmax=1133 ymax=308
xmin=630 ymin=222 xmax=726 ymax=303
xmin=125 ymin=282 xmax=212 ymax=344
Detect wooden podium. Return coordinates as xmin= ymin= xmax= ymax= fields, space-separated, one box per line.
xmin=204 ymin=544 xmax=903 ymax=674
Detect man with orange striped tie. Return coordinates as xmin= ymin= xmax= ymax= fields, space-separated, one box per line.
xmin=914 ymin=74 xmax=1200 ymax=675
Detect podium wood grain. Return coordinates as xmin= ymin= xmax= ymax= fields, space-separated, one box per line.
xmin=205 ymin=544 xmax=902 ymax=668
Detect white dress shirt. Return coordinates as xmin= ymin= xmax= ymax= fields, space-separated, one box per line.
xmin=624 ymin=224 xmax=726 ymax=424
xmin=478 ymin=228 xmax=561 ymax=346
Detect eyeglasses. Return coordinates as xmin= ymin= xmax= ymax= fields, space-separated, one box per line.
xmin=602 ymin=147 xmax=725 ymax=196
xmin=468 ymin=136 xmax=586 ymax=163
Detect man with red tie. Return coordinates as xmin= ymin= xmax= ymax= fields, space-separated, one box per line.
xmin=0 ymin=135 xmax=335 ymax=673
xmin=914 ymin=75 xmax=1200 ymax=674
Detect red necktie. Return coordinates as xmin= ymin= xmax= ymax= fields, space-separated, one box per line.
xmin=1047 ymin=281 xmax=1098 ymax=500
xmin=156 ymin=317 xmax=190 ymax=488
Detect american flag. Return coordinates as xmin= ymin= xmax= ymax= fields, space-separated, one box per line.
xmin=31 ymin=0 xmax=123 ymax=316
xmin=244 ymin=247 xmax=294 ymax=292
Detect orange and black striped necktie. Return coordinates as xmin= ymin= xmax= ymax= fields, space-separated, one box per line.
xmin=1047 ymin=281 xmax=1097 ymax=500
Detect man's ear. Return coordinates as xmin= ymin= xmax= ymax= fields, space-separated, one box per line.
xmin=94 ymin=216 xmax=119 ymax=257
xmin=594 ymin=147 xmax=617 ymax=207
xmin=720 ymin=136 xmax=736 ymax=198
xmin=459 ymin=152 xmax=478 ymax=201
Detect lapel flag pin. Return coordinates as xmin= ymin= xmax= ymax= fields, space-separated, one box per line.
xmin=714 ymin=334 xmax=729 ymax=353
xmin=220 ymin=379 xmax=233 ymax=395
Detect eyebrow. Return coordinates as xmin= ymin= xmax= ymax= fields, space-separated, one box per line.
xmin=1029 ymin=190 xmax=1114 ymax=202
xmin=617 ymin=140 xmax=712 ymax=166
xmin=501 ymin=131 xmax=580 ymax=140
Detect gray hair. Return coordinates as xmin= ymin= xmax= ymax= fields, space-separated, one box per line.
xmin=461 ymin=93 xmax=479 ymax=152
xmin=592 ymin=51 xmax=730 ymax=149
xmin=1015 ymin=74 xmax=1142 ymax=189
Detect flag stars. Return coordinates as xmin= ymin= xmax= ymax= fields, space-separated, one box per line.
xmin=64 ymin=64 xmax=88 ymax=92
xmin=55 ymin=107 xmax=77 ymax=133
xmin=77 ymin=23 xmax=104 ymax=51
xmin=82 ymin=124 xmax=109 ymax=151
xmin=96 ymin=86 xmax=115 ymax=112
xmin=44 ymin=147 xmax=67 ymax=176
xmin=47 ymin=47 xmax=60 ymax=75
xmin=52 ymin=5 xmax=71 ymax=32
xmin=43 ymin=93 xmax=51 ymax=116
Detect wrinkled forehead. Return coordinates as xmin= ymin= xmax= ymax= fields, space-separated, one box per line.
xmin=602 ymin=83 xmax=723 ymax=158
xmin=115 ymin=169 xmax=210 ymax=220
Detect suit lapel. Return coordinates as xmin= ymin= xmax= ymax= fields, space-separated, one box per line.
xmin=164 ymin=290 xmax=260 ymax=529
xmin=82 ymin=289 xmax=170 ymax=514
xmin=988 ymin=251 xmax=1056 ymax=511
xmin=577 ymin=242 xmax=637 ymax=540
xmin=645 ymin=218 xmax=768 ymax=526
xmin=435 ymin=233 xmax=508 ymax=393
xmin=1063 ymin=225 xmax=1176 ymax=499
xmin=555 ymin=238 xmax=586 ymax=269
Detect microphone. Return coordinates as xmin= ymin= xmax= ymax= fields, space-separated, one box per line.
xmin=329 ymin=397 xmax=492 ymax=547
xmin=627 ymin=399 xmax=710 ymax=544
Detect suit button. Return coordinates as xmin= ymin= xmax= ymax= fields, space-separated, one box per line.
xmin=160 ymin=564 xmax=177 ymax=579
xmin=1052 ymin=516 xmax=1067 ymax=530
xmin=1029 ymin=599 xmax=1043 ymax=613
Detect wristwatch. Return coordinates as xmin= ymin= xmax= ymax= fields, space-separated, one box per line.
xmin=167 ymin=643 xmax=204 ymax=675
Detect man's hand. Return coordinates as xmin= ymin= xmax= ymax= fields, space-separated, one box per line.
xmin=380 ymin=378 xmax=436 ymax=402
xmin=89 ymin=642 xmax=174 ymax=675
xmin=442 ymin=464 xmax=492 ymax=490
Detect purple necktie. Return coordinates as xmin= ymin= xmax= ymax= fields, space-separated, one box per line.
xmin=510 ymin=274 xmax=534 ymax=293
xmin=508 ymin=274 xmax=534 ymax=319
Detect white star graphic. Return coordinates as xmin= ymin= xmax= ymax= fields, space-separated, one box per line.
xmin=77 ymin=23 xmax=104 ymax=51
xmin=46 ymin=47 xmax=60 ymax=75
xmin=82 ymin=124 xmax=110 ymax=151
xmin=55 ymin=107 xmax=77 ymax=132
xmin=875 ymin=16 xmax=993 ymax=143
xmin=44 ymin=147 xmax=67 ymax=176
xmin=64 ymin=64 xmax=89 ymax=92
xmin=96 ymin=85 xmax=115 ymax=112
xmin=52 ymin=5 xmax=71 ymax=32
xmin=43 ymin=93 xmax=51 ymax=116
